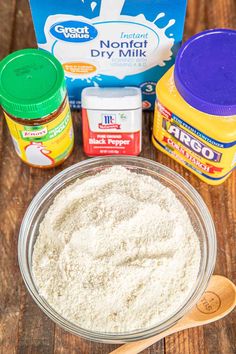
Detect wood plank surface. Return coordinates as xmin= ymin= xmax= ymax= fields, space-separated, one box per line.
xmin=0 ymin=1 xmax=235 ymax=354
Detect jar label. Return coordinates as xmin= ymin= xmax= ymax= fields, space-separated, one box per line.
xmin=153 ymin=101 xmax=236 ymax=183
xmin=4 ymin=99 xmax=74 ymax=167
xmin=82 ymin=108 xmax=142 ymax=156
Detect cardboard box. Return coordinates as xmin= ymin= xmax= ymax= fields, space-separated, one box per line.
xmin=29 ymin=0 xmax=187 ymax=110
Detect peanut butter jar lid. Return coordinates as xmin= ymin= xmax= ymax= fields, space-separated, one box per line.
xmin=0 ymin=48 xmax=66 ymax=119
xmin=174 ymin=29 xmax=236 ymax=116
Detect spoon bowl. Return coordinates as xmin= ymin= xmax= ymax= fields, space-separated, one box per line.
xmin=185 ymin=275 xmax=236 ymax=325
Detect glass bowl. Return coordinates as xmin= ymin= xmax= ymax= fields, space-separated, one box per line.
xmin=18 ymin=156 xmax=216 ymax=343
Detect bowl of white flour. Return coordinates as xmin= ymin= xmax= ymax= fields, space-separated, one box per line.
xmin=18 ymin=156 xmax=216 ymax=343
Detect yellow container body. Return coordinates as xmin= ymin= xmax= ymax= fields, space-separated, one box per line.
xmin=4 ymin=99 xmax=74 ymax=168
xmin=153 ymin=67 xmax=236 ymax=185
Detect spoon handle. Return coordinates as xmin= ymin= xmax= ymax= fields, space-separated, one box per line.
xmin=110 ymin=322 xmax=184 ymax=354
xmin=109 ymin=275 xmax=236 ymax=354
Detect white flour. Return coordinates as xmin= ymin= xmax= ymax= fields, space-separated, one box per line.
xmin=32 ymin=166 xmax=201 ymax=332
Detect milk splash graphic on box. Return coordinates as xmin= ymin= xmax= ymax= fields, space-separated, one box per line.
xmin=29 ymin=0 xmax=187 ymax=109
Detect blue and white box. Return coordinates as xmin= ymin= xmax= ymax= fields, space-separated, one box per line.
xmin=29 ymin=0 xmax=187 ymax=110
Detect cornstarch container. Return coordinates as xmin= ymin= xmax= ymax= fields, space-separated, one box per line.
xmin=153 ymin=29 xmax=236 ymax=185
xmin=82 ymin=87 xmax=142 ymax=156
xmin=0 ymin=49 xmax=74 ymax=168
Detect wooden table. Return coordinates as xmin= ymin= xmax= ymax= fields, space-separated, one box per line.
xmin=0 ymin=1 xmax=235 ymax=353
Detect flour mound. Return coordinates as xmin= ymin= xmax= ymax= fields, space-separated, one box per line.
xmin=32 ymin=166 xmax=201 ymax=332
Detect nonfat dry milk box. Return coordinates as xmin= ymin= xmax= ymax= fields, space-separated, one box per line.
xmin=29 ymin=0 xmax=187 ymax=110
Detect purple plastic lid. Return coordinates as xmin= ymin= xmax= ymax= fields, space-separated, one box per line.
xmin=174 ymin=29 xmax=236 ymax=116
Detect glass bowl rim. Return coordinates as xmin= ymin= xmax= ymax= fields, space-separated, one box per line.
xmin=18 ymin=156 xmax=217 ymax=343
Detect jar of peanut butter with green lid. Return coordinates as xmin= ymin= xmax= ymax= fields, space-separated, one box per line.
xmin=153 ymin=29 xmax=236 ymax=185
xmin=0 ymin=49 xmax=74 ymax=168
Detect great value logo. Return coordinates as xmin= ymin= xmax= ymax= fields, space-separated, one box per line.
xmin=167 ymin=123 xmax=222 ymax=162
xmin=50 ymin=21 xmax=98 ymax=43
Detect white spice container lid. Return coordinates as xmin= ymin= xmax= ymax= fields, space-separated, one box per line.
xmin=81 ymin=87 xmax=142 ymax=110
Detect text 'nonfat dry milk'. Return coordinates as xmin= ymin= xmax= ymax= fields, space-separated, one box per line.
xmin=29 ymin=0 xmax=187 ymax=109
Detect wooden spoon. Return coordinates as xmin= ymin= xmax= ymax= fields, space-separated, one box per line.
xmin=110 ymin=275 xmax=236 ymax=354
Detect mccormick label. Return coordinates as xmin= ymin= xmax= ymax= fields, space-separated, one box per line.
xmin=82 ymin=109 xmax=142 ymax=156
xmin=153 ymin=101 xmax=236 ymax=183
xmin=4 ymin=100 xmax=74 ymax=167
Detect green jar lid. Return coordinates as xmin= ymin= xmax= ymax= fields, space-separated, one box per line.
xmin=0 ymin=48 xmax=66 ymax=119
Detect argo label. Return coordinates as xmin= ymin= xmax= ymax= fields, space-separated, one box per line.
xmin=153 ymin=101 xmax=236 ymax=181
xmin=166 ymin=123 xmax=222 ymax=162
xmin=4 ymin=100 xmax=74 ymax=167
